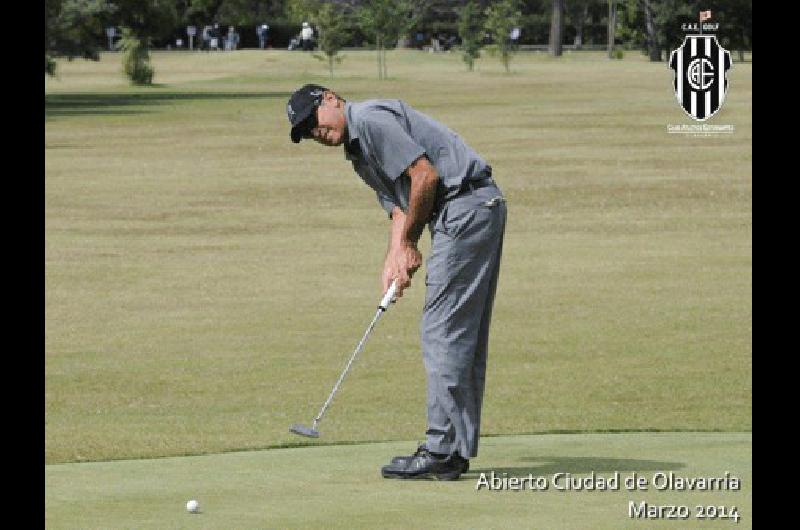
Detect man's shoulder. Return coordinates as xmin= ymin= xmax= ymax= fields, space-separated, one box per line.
xmin=349 ymin=100 xmax=410 ymax=133
xmin=350 ymin=99 xmax=407 ymax=118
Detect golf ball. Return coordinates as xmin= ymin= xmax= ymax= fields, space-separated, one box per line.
xmin=186 ymin=499 xmax=199 ymax=513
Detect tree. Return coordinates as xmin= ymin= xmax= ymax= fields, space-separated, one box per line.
xmin=285 ymin=0 xmax=321 ymax=24
xmin=312 ymin=2 xmax=351 ymax=77
xmin=642 ymin=0 xmax=659 ymax=61
xmin=113 ymin=0 xmax=177 ymax=40
xmin=566 ymin=0 xmax=594 ymax=49
xmin=457 ymin=1 xmax=483 ymax=71
xmin=711 ymin=0 xmax=752 ymax=62
xmin=484 ymin=0 xmax=521 ymax=73
xmin=607 ymin=0 xmax=617 ymax=58
xmin=45 ymin=1 xmax=178 ymax=81
xmin=617 ymin=0 xmax=693 ymax=62
xmin=549 ymin=0 xmax=564 ymax=56
xmin=358 ymin=0 xmax=416 ymax=80
xmin=113 ymin=0 xmax=177 ymax=83
xmin=45 ymin=0 xmax=118 ymax=76
xmin=118 ymin=27 xmax=153 ymax=84
xmin=216 ymin=0 xmax=272 ymax=27
xmin=517 ymin=0 xmax=551 ymax=46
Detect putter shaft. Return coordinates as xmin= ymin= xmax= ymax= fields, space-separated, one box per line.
xmin=290 ymin=281 xmax=397 ymax=438
xmin=313 ymin=305 xmax=386 ymax=426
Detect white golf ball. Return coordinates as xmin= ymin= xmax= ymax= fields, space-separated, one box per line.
xmin=186 ymin=499 xmax=199 ymax=513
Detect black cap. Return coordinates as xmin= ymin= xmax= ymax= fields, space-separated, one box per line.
xmin=287 ymin=84 xmax=328 ymax=143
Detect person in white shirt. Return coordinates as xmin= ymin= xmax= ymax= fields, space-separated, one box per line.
xmin=257 ymin=23 xmax=269 ymax=49
xmin=301 ymin=22 xmax=314 ymax=51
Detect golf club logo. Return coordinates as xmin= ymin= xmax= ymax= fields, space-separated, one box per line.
xmin=669 ymin=35 xmax=732 ymax=121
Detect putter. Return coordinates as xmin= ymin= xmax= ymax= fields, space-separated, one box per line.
xmin=290 ymin=280 xmax=398 ymax=438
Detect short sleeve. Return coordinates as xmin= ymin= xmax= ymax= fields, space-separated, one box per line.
xmin=361 ymin=112 xmax=426 ymax=181
xmin=376 ymin=191 xmax=397 ymax=219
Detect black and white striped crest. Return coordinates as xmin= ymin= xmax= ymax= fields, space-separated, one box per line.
xmin=669 ymin=35 xmax=732 ymax=121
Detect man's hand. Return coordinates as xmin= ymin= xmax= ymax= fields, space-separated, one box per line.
xmin=383 ymin=241 xmax=422 ymax=298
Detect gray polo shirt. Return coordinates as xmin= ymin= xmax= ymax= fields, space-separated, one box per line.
xmin=343 ymin=100 xmax=491 ymax=217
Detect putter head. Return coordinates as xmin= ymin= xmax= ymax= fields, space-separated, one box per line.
xmin=290 ymin=423 xmax=320 ymax=438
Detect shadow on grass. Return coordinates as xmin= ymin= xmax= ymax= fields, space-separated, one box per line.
xmin=45 ymin=90 xmax=292 ymax=119
xmin=465 ymin=455 xmax=685 ymax=478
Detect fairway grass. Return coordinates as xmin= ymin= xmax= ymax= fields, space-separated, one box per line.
xmin=45 ymin=432 xmax=752 ymax=529
xmin=46 ymin=50 xmax=751 ymax=465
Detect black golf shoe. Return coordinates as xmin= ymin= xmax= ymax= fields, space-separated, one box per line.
xmin=390 ymin=444 xmax=469 ymax=474
xmin=390 ymin=444 xmax=427 ymax=464
xmin=381 ymin=447 xmax=469 ymax=480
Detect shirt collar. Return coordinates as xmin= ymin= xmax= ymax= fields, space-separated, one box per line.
xmin=343 ymin=102 xmax=361 ymax=161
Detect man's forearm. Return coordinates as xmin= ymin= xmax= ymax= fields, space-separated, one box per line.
xmin=382 ymin=158 xmax=436 ymax=294
xmin=388 ymin=207 xmax=406 ymax=253
xmin=402 ymin=161 xmax=439 ymax=245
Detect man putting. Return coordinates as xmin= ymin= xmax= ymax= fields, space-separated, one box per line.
xmin=286 ymin=84 xmax=506 ymax=480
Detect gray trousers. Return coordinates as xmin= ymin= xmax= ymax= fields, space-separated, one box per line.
xmin=422 ymin=182 xmax=506 ymax=459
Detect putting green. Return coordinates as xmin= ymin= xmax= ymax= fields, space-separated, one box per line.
xmin=45 ymin=432 xmax=751 ymax=529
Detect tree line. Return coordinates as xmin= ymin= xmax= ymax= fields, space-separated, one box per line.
xmin=46 ymin=0 xmax=752 ymax=83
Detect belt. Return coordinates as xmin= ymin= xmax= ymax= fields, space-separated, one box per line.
xmin=431 ymin=176 xmax=495 ymax=218
xmin=458 ymin=177 xmax=495 ymax=195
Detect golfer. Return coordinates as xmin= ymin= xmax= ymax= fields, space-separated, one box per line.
xmin=286 ymin=84 xmax=506 ymax=480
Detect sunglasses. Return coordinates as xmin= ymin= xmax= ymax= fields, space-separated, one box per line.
xmin=301 ymin=98 xmax=325 ymax=138
xmin=302 ymin=119 xmax=317 ymax=138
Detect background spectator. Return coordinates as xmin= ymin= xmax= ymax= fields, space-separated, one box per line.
xmin=226 ymin=25 xmax=239 ymax=50
xmin=201 ymin=25 xmax=211 ymax=51
xmin=257 ymin=23 xmax=269 ymax=49
xmin=301 ymin=21 xmax=314 ymax=51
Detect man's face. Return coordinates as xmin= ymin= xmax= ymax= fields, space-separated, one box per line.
xmin=309 ymin=92 xmax=346 ymax=146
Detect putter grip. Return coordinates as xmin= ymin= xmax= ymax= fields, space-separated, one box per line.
xmin=379 ymin=280 xmax=398 ymax=310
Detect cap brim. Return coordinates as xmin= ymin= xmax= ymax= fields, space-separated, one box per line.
xmin=290 ymin=126 xmax=304 ymax=143
xmin=290 ymin=114 xmax=315 ymax=143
